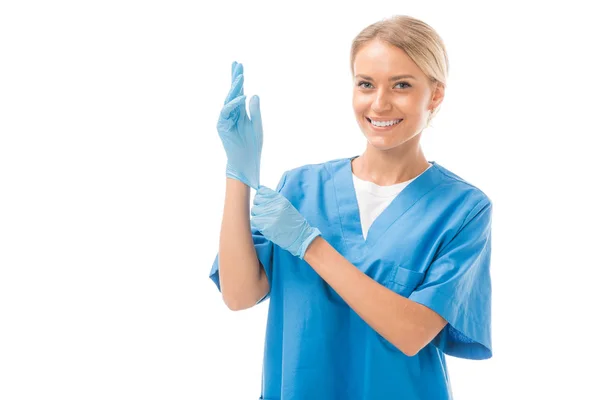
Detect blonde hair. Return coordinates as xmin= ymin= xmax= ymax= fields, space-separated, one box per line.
xmin=350 ymin=15 xmax=449 ymax=126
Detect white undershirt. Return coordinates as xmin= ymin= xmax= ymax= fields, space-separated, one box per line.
xmin=352 ymin=163 xmax=432 ymax=239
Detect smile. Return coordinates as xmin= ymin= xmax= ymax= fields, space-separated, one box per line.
xmin=366 ymin=117 xmax=403 ymax=129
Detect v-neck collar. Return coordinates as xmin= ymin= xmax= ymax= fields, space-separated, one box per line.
xmin=329 ymin=156 xmax=445 ymax=257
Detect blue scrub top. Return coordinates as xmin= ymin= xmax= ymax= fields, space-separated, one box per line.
xmin=210 ymin=157 xmax=493 ymax=400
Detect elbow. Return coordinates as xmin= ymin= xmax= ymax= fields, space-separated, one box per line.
xmin=403 ymin=346 xmax=420 ymax=357
xmin=391 ymin=340 xmax=419 ymax=357
xmin=396 ymin=321 xmax=447 ymax=356
xmin=219 ymin=268 xmax=269 ymax=311
xmin=225 ymin=302 xmax=247 ymax=312
xmin=389 ymin=332 xmax=425 ymax=357
xmin=390 ymin=319 xmax=441 ymax=357
xmin=218 ymin=276 xmax=254 ymax=312
xmin=221 ymin=286 xmax=264 ymax=311
xmin=222 ymin=294 xmax=252 ymax=311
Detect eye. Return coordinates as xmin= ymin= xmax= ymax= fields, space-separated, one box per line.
xmin=356 ymin=81 xmax=411 ymax=89
xmin=395 ymin=81 xmax=411 ymax=89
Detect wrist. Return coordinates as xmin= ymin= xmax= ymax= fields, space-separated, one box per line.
xmin=225 ymin=177 xmax=251 ymax=207
xmin=298 ymin=227 xmax=322 ymax=260
xmin=226 ymin=164 xmax=257 ymax=189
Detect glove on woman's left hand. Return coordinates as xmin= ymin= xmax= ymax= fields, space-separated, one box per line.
xmin=251 ymin=186 xmax=321 ymax=259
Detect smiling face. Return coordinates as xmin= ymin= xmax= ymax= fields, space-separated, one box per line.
xmin=352 ymin=39 xmax=444 ymax=152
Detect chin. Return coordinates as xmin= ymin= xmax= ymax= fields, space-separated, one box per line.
xmin=363 ymin=136 xmax=399 ymax=151
xmin=362 ymin=129 xmax=406 ymax=149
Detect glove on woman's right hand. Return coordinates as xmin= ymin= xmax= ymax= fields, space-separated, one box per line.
xmin=216 ymin=61 xmax=263 ymax=190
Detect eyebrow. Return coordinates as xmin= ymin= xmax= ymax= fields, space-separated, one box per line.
xmin=355 ymin=74 xmax=417 ymax=81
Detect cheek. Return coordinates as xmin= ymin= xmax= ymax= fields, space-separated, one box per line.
xmin=352 ymin=95 xmax=369 ymax=113
xmin=406 ymin=95 xmax=430 ymax=113
xmin=351 ymin=93 xmax=359 ymax=108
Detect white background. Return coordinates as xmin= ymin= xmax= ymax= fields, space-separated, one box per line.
xmin=1 ymin=1 xmax=599 ymax=399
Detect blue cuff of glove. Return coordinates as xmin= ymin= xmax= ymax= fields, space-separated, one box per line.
xmin=297 ymin=228 xmax=322 ymax=260
xmin=225 ymin=165 xmax=257 ymax=190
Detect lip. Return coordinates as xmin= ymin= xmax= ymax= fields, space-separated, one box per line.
xmin=367 ymin=117 xmax=403 ymax=122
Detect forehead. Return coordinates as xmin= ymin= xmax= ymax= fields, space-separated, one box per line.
xmin=353 ymin=40 xmax=421 ymax=78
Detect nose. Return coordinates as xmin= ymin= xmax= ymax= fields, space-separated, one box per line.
xmin=371 ymin=89 xmax=393 ymax=113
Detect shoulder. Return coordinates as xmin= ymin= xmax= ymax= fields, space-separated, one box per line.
xmin=432 ymin=162 xmax=492 ymax=205
xmin=429 ymin=162 xmax=493 ymax=225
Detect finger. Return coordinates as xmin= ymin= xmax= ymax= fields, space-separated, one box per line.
xmin=231 ymin=62 xmax=244 ymax=96
xmin=231 ymin=61 xmax=242 ymax=80
xmin=219 ymin=94 xmax=246 ymax=120
xmin=253 ymin=186 xmax=279 ymax=206
xmin=251 ymin=202 xmax=277 ymax=219
xmin=252 ymin=188 xmax=269 ymax=207
xmin=222 ymin=94 xmax=246 ymax=117
xmin=249 ymin=95 xmax=263 ymax=147
xmin=223 ymin=74 xmax=244 ymax=105
xmin=257 ymin=185 xmax=277 ymax=198
xmin=231 ymin=61 xmax=237 ymax=80
xmin=250 ymin=204 xmax=264 ymax=219
xmin=253 ymin=190 xmax=277 ymax=208
xmin=253 ymin=193 xmax=268 ymax=208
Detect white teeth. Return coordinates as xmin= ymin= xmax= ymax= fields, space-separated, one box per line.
xmin=369 ymin=118 xmax=402 ymax=127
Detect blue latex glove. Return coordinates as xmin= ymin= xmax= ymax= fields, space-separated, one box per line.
xmin=216 ymin=61 xmax=263 ymax=190
xmin=251 ymin=185 xmax=322 ymax=259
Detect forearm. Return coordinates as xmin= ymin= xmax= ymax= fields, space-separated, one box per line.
xmin=218 ymin=178 xmax=269 ymax=310
xmin=303 ymin=237 xmax=446 ymax=356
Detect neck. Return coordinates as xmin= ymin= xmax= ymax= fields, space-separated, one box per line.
xmin=351 ymin=136 xmax=430 ymax=186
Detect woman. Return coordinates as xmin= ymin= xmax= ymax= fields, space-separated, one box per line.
xmin=210 ymin=15 xmax=493 ymax=400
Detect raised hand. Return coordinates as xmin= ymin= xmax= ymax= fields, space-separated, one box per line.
xmin=216 ymin=61 xmax=263 ymax=190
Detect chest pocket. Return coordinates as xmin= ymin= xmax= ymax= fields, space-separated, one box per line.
xmin=384 ymin=265 xmax=425 ymax=297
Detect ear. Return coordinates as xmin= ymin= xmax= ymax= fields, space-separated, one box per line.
xmin=429 ymin=82 xmax=445 ymax=111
